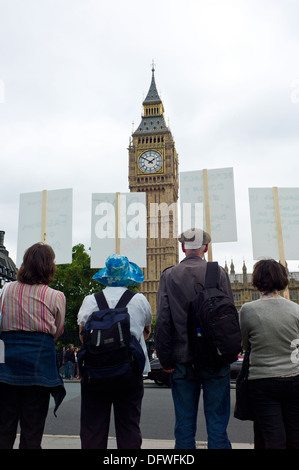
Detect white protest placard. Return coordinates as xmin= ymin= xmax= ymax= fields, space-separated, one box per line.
xmin=180 ymin=167 xmax=237 ymax=243
xmin=249 ymin=187 xmax=299 ymax=261
xmin=17 ymin=188 xmax=73 ymax=267
xmin=0 ymin=79 xmax=4 ymax=104
xmin=91 ymin=192 xmax=146 ymax=268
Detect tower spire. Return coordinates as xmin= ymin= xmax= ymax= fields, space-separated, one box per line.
xmin=143 ymin=61 xmax=161 ymax=105
xmin=133 ymin=64 xmax=166 ymax=135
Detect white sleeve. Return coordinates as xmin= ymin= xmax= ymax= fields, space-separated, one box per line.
xmin=134 ymin=293 xmax=152 ymax=325
xmin=77 ymin=294 xmax=98 ymax=326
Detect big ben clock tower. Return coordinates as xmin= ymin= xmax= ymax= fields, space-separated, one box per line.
xmin=128 ymin=65 xmax=179 ymax=315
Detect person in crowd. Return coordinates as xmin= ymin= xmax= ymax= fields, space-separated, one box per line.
xmin=59 ymin=346 xmax=67 ymax=377
xmin=155 ymin=228 xmax=233 ymax=449
xmin=0 ymin=243 xmax=66 ymax=449
xmin=77 ymin=254 xmax=152 ymax=449
xmin=239 ymin=259 xmax=299 ymax=449
xmin=64 ymin=344 xmax=75 ymax=379
xmin=73 ymin=347 xmax=80 ymax=378
xmin=57 ymin=346 xmax=64 ymax=370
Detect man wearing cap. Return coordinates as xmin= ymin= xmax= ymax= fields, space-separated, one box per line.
xmin=155 ymin=228 xmax=233 ymax=449
xmin=77 ymin=254 xmax=152 ymax=449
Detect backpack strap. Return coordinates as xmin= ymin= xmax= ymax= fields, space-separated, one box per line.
xmin=205 ymin=262 xmax=219 ymax=289
xmin=116 ymin=289 xmax=136 ymax=308
xmin=94 ymin=289 xmax=136 ymax=310
xmin=94 ymin=291 xmax=109 ymax=310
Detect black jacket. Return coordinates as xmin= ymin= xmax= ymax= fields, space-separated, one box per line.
xmin=64 ymin=348 xmax=75 ymax=363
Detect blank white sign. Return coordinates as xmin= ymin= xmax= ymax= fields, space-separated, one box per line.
xmin=180 ymin=167 xmax=237 ymax=242
xmin=91 ymin=193 xmax=147 ymax=268
xmin=17 ymin=189 xmax=73 ymax=267
xmin=249 ymin=187 xmax=299 ymax=261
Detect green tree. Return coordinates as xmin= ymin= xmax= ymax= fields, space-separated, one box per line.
xmin=50 ymin=244 xmax=101 ymax=336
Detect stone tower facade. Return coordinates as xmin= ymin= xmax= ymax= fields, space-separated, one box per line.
xmin=128 ymin=66 xmax=179 ymax=315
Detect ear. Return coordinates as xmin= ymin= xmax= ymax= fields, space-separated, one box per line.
xmin=204 ymin=244 xmax=208 ymax=253
xmin=181 ymin=243 xmax=186 ymax=253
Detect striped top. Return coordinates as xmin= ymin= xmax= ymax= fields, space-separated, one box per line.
xmin=0 ymin=281 xmax=65 ymax=340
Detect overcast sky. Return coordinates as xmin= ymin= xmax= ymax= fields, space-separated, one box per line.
xmin=1 ymin=0 xmax=299 ymax=273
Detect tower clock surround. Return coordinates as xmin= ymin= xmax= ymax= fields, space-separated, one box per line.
xmin=138 ymin=150 xmax=163 ymax=173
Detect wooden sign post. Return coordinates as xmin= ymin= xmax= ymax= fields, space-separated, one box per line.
xmin=203 ymin=169 xmax=213 ymax=261
xmin=41 ymin=190 xmax=48 ymax=243
xmin=272 ymin=186 xmax=290 ymax=299
xmin=115 ymin=192 xmax=121 ymax=254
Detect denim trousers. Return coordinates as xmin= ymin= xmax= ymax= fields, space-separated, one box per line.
xmin=65 ymin=361 xmax=73 ymax=379
xmin=170 ymin=363 xmax=232 ymax=449
xmin=248 ymin=375 xmax=299 ymax=449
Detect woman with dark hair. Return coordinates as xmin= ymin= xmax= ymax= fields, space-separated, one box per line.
xmin=0 ymin=243 xmax=66 ymax=449
xmin=239 ymin=259 xmax=299 ymax=449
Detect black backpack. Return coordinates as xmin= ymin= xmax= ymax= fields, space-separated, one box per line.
xmin=188 ymin=262 xmax=242 ymax=369
xmin=78 ymin=289 xmax=145 ymax=382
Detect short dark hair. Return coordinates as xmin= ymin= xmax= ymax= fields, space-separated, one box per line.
xmin=17 ymin=243 xmax=56 ymax=285
xmin=252 ymin=259 xmax=288 ymax=293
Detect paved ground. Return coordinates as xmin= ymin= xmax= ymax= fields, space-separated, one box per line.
xmin=14 ymin=434 xmax=254 ymax=449
xmin=12 ymin=379 xmax=254 ymax=450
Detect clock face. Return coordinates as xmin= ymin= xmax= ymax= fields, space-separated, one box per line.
xmin=138 ymin=151 xmax=163 ymax=173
